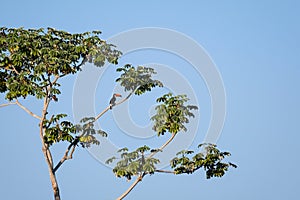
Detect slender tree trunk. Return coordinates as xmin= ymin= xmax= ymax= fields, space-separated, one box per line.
xmin=39 ymin=94 xmax=61 ymax=200
xmin=50 ymin=171 xmax=60 ymax=200
xmin=41 ymin=138 xmax=61 ymax=200
xmin=42 ymin=147 xmax=61 ymax=200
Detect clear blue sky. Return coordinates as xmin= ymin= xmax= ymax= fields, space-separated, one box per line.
xmin=1 ymin=0 xmax=299 ymax=199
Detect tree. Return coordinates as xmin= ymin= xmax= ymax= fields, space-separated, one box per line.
xmin=0 ymin=27 xmax=236 ymax=200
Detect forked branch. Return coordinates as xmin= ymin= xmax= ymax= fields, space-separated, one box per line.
xmin=117 ymin=133 xmax=177 ymax=200
xmin=53 ymin=138 xmax=79 ymax=173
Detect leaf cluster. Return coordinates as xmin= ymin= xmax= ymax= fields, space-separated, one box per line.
xmin=43 ymin=115 xmax=107 ymax=148
xmin=116 ymin=64 xmax=163 ymax=95
xmin=106 ymin=145 xmax=160 ymax=181
xmin=151 ymin=93 xmax=198 ymax=135
xmin=75 ymin=117 xmax=108 ymax=148
xmin=0 ymin=27 xmax=121 ymax=100
xmin=43 ymin=114 xmax=76 ymax=146
xmin=170 ymin=143 xmax=237 ymax=179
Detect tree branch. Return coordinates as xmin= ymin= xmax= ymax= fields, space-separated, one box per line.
xmin=53 ymin=138 xmax=79 ymax=173
xmin=95 ymin=91 xmax=135 ymax=121
xmin=39 ymin=96 xmax=53 ymax=168
xmin=15 ymin=99 xmax=42 ymax=120
xmin=94 ymin=106 xmax=110 ymax=121
xmin=117 ymin=133 xmax=176 ymax=199
xmin=115 ymin=91 xmax=134 ymax=107
xmin=4 ymin=65 xmax=20 ymax=75
xmin=11 ymin=66 xmax=20 ymax=75
xmin=155 ymin=169 xmax=175 ymax=174
xmin=0 ymin=101 xmax=16 ymax=108
xmin=39 ymin=94 xmax=61 ymax=199
xmin=116 ymin=173 xmax=144 ymax=200
xmin=52 ymin=75 xmax=60 ymax=85
xmin=148 ymin=133 xmax=176 ymax=159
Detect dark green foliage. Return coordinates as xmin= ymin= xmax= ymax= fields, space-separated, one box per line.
xmin=116 ymin=64 xmax=163 ymax=95
xmin=151 ymin=93 xmax=198 ymax=135
xmin=0 ymin=27 xmax=119 ymax=150
xmin=0 ymin=27 xmax=121 ymax=100
xmin=75 ymin=117 xmax=108 ymax=148
xmin=106 ymin=145 xmax=160 ymax=181
xmin=43 ymin=115 xmax=107 ymax=148
xmin=43 ymin=114 xmax=76 ymax=146
xmin=170 ymin=143 xmax=237 ymax=178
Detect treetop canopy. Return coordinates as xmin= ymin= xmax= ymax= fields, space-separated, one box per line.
xmin=0 ymin=27 xmax=121 ymax=100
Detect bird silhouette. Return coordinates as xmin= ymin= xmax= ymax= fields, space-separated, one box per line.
xmin=109 ymin=93 xmax=122 ymax=109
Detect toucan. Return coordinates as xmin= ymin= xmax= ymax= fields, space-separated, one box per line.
xmin=109 ymin=93 xmax=122 ymax=109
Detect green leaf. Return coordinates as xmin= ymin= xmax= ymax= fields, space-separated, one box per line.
xmin=97 ymin=130 xmax=108 ymax=137
xmin=105 ymin=156 xmax=116 ymax=164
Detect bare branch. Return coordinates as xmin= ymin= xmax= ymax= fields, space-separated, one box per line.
xmin=148 ymin=133 xmax=176 ymax=159
xmin=0 ymin=101 xmax=16 ymax=108
xmin=15 ymin=99 xmax=42 ymax=120
xmin=95 ymin=91 xmax=135 ymax=121
xmin=117 ymin=174 xmax=144 ymax=200
xmin=95 ymin=106 xmax=110 ymax=121
xmin=69 ymin=144 xmax=77 ymax=159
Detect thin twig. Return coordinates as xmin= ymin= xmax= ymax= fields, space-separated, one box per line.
xmin=0 ymin=101 xmax=16 ymax=108
xmin=15 ymin=99 xmax=42 ymax=120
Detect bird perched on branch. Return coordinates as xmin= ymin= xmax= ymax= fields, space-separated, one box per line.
xmin=109 ymin=93 xmax=122 ymax=109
